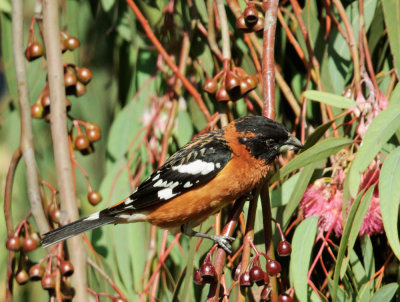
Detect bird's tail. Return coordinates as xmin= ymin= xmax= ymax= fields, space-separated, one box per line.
xmin=41 ymin=210 xmax=119 ymax=248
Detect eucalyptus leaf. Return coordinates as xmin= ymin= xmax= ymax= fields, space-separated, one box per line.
xmin=348 ymin=104 xmax=400 ymax=197
xmin=304 ymin=90 xmax=357 ymax=109
xmin=379 ymin=147 xmax=400 ymax=260
xmin=290 ymin=216 xmax=318 ymax=301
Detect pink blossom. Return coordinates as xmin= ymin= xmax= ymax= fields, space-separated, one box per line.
xmin=300 ymin=167 xmax=384 ymax=236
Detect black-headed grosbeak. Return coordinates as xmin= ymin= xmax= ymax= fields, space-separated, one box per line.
xmin=41 ymin=116 xmax=302 ymax=252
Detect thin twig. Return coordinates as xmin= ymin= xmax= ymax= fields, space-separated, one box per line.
xmin=42 ymin=0 xmax=88 ymax=300
xmin=262 ymin=0 xmax=279 ymax=119
xmin=12 ymin=0 xmax=50 ymax=236
xmin=126 ymin=0 xmax=212 ymax=122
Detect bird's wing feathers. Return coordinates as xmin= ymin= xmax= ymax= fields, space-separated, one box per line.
xmin=109 ymin=129 xmax=232 ymax=212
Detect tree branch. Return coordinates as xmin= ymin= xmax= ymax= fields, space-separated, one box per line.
xmin=11 ymin=0 xmax=50 ymax=236
xmin=42 ymin=0 xmax=88 ymax=300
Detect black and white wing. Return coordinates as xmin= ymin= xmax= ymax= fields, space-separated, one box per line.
xmin=109 ymin=129 xmax=232 ymax=212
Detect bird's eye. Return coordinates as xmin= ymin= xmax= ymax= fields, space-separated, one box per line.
xmin=266 ymin=139 xmax=274 ymax=146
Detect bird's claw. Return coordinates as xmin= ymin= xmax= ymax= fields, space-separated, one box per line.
xmin=212 ymin=235 xmax=235 ymax=254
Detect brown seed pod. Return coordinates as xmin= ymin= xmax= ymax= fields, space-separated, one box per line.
xmin=199 ymin=263 xmax=217 ymax=284
xmin=76 ymin=67 xmax=92 ymax=84
xmin=60 ymin=260 xmax=74 ymax=277
xmin=16 ymin=269 xmax=30 ymax=285
xmin=41 ymin=273 xmax=56 ymax=290
xmin=74 ymin=81 xmax=87 ymax=97
xmin=216 ymin=86 xmax=230 ymax=102
xmin=88 ymin=191 xmax=102 ymax=205
xmin=236 ymin=16 xmax=251 ymax=33
xmin=6 ymin=235 xmax=21 ymax=251
xmin=253 ymin=14 xmax=265 ymax=32
xmin=225 ymin=71 xmax=241 ymax=92
xmin=64 ymin=71 xmax=78 ymax=88
xmin=74 ymin=135 xmax=90 ymax=151
xmin=31 ymin=103 xmax=44 ymax=119
xmin=244 ymin=5 xmax=259 ymax=26
xmin=86 ymin=128 xmax=101 ymax=142
xmin=23 ymin=236 xmax=37 ymax=252
xmin=203 ymin=78 xmax=218 ymax=94
xmin=66 ymin=36 xmax=80 ymax=51
xmin=41 ymin=94 xmax=51 ymax=107
xmin=29 ymin=264 xmax=45 ymax=281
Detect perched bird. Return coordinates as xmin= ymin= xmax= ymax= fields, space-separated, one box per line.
xmin=41 ymin=116 xmax=302 ymax=252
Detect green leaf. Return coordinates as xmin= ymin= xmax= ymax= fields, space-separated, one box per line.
xmin=346 ymin=186 xmax=374 ymax=262
xmin=348 ymin=104 xmax=400 ymax=197
xmin=382 ymin=0 xmax=400 ymax=77
xmin=270 ymin=173 xmax=301 ymax=208
xmin=107 ymin=96 xmax=146 ymax=160
xmin=379 ymin=147 xmax=400 ymax=260
xmin=101 ymin=0 xmax=115 ymax=12
xmin=303 ymin=120 xmax=335 ymax=150
xmin=304 ymin=90 xmax=357 ymax=109
xmin=0 ymin=0 xmax=11 ymax=13
xmin=290 ymin=216 xmax=318 ymax=301
xmin=331 ymin=188 xmax=366 ymax=301
xmin=282 ymin=162 xmax=320 ymax=229
xmin=370 ymin=283 xmax=399 ymax=302
xmin=272 ymin=138 xmax=353 ymax=182
xmin=176 ymin=107 xmax=194 ymax=147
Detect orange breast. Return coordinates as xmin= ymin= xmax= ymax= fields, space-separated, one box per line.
xmin=144 ymin=152 xmax=270 ymax=229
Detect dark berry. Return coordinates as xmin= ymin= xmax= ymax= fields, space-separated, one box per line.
xmin=203 ymin=78 xmax=218 ymax=94
xmin=277 ymin=241 xmax=292 ymax=257
xmin=76 ymin=67 xmax=92 ymax=84
xmin=88 ymin=191 xmax=102 ymax=205
xmin=199 ymin=263 xmax=217 ymax=284
xmin=74 ymin=135 xmax=89 ymax=150
xmin=249 ymin=266 xmax=264 ymax=284
xmin=60 ymin=260 xmax=74 ymax=276
xmin=6 ymin=235 xmax=20 ymax=251
xmin=266 ymin=260 xmax=281 ymax=276
xmin=66 ymin=36 xmax=80 ymax=51
xmin=239 ymin=271 xmax=253 ymax=287
xmin=16 ymin=269 xmax=29 ymax=285
xmin=41 ymin=273 xmax=56 ymax=290
xmin=29 ymin=264 xmax=45 ymax=281
xmin=193 ymin=269 xmax=204 ymax=286
xmin=279 ymin=293 xmax=292 ymax=302
xmin=23 ymin=236 xmax=37 ymax=252
xmin=232 ymin=265 xmax=241 ymax=281
xmin=31 ymin=103 xmax=44 ymax=119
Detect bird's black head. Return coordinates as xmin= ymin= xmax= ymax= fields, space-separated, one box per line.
xmin=234 ymin=116 xmax=302 ymax=163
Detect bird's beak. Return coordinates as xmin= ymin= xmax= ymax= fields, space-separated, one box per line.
xmin=279 ymin=135 xmax=303 ymax=152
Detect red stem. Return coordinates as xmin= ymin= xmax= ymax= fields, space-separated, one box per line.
xmin=125 ymin=0 xmax=212 ymax=122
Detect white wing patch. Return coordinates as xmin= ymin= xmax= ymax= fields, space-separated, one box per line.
xmin=183 ymin=181 xmax=193 ymax=188
xmin=84 ymin=212 xmax=100 ymax=221
xmin=172 ymin=160 xmax=215 ymax=175
xmin=157 ymin=188 xmax=178 ymax=200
